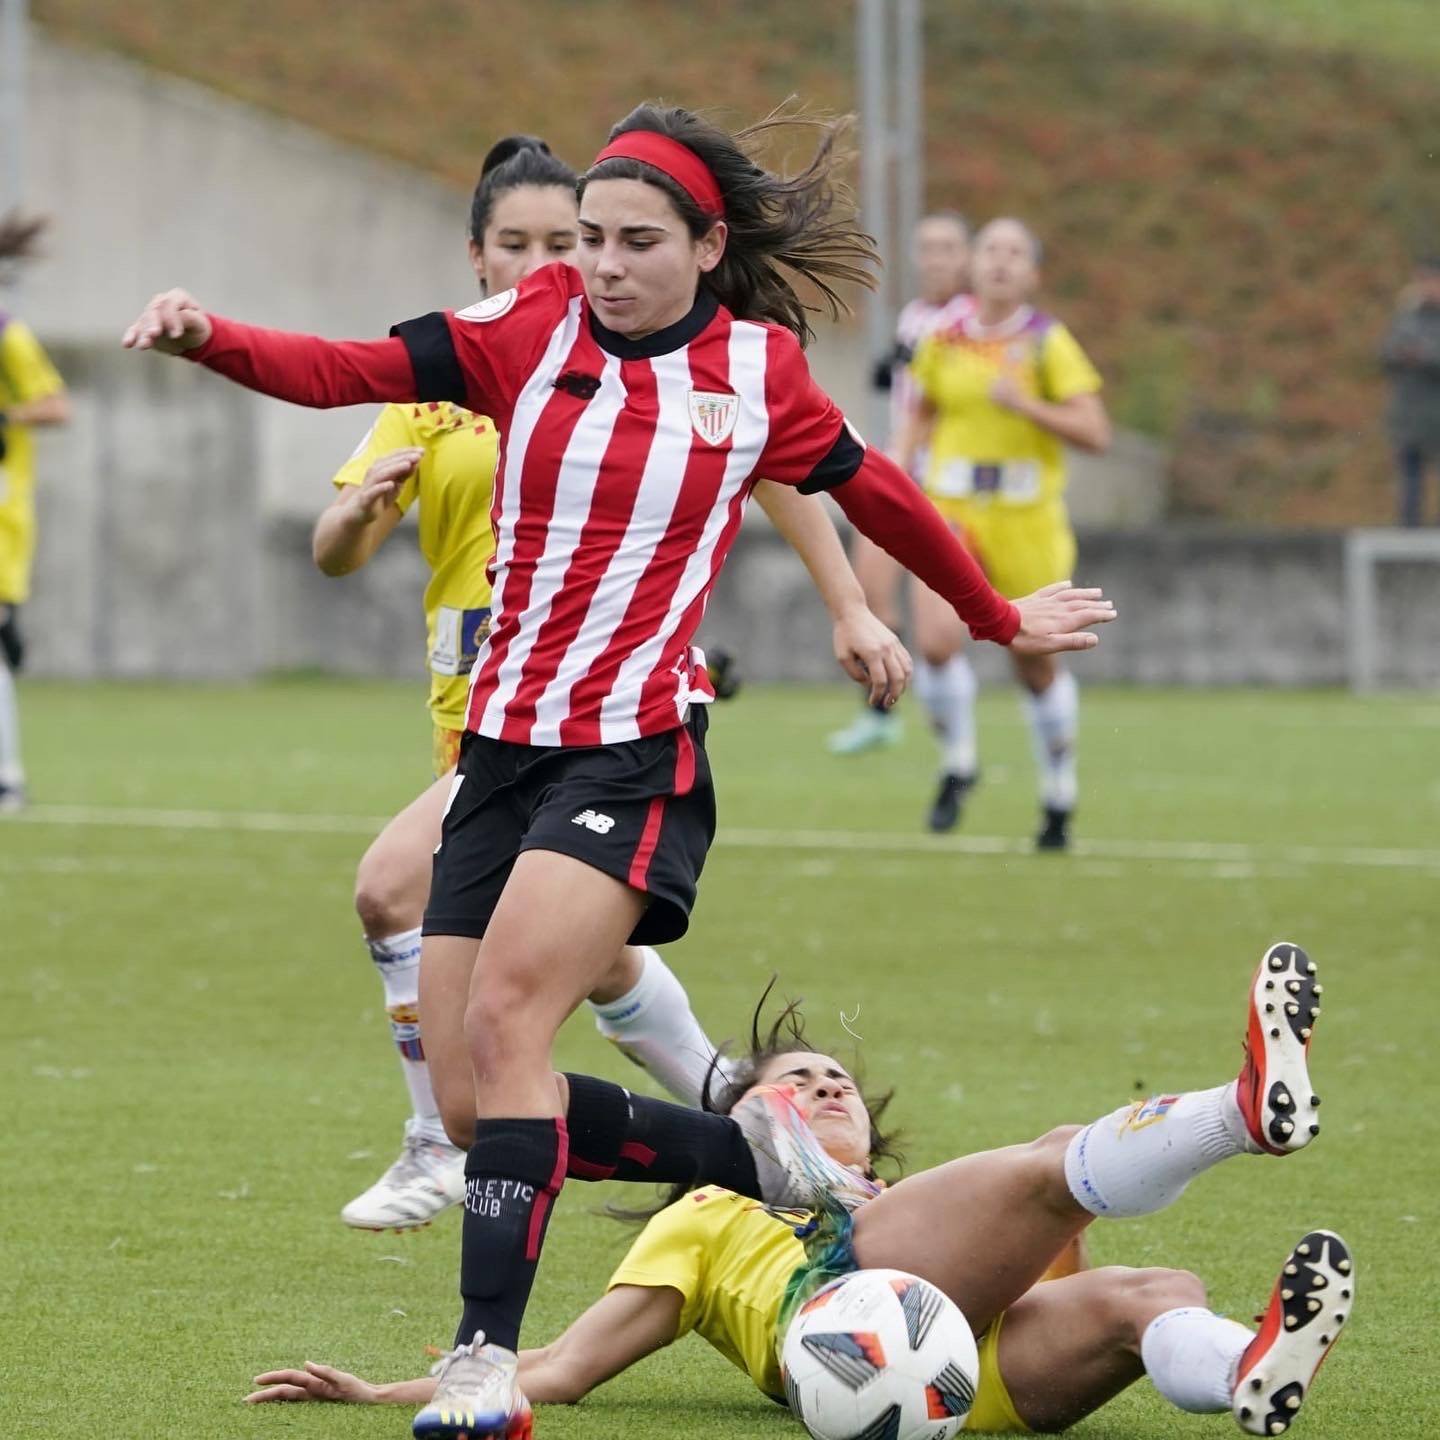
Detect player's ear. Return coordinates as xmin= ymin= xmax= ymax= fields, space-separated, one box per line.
xmin=695 ymin=220 xmax=727 ymax=276
xmin=468 ymin=238 xmax=487 ymax=293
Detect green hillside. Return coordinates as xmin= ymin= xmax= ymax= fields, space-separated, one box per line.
xmin=36 ymin=0 xmax=1440 ymax=523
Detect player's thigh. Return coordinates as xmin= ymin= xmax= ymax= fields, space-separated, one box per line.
xmin=468 ymin=848 xmax=647 ymax=1109
xmin=419 ymin=931 xmax=484 ymax=1147
xmin=994 ymin=1266 xmax=1207 ymax=1432
xmin=354 ymin=769 xmax=456 ymax=933
xmin=851 ymin=1127 xmax=1086 ymax=1332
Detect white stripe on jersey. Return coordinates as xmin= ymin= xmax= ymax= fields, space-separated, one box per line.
xmin=469 ymin=297 xmax=585 ymax=733
xmin=476 ymin=346 xmax=627 ymax=736
xmin=528 ymin=346 xmax=696 ymax=745
xmin=597 ymin=320 xmax=770 ymax=740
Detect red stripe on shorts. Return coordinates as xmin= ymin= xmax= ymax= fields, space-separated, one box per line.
xmin=620 ymin=1140 xmax=657 ymax=1168
xmin=628 ymin=796 xmax=666 ymax=891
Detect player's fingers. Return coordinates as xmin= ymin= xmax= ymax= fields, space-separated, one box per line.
xmin=1057 ymin=587 xmax=1105 ymax=603
xmin=1032 ymin=580 xmax=1074 ymax=599
xmin=1047 ymin=630 xmax=1100 ymax=652
xmin=244 ymin=1383 xmax=308 ymax=1403
xmin=837 ymin=652 xmax=867 ymax=686
xmin=864 ymin=650 xmax=892 ymax=706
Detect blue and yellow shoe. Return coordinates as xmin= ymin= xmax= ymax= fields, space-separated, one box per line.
xmin=413 ymin=1336 xmax=532 ymax=1440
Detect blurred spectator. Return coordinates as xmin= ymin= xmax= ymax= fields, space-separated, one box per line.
xmin=1379 ymin=256 xmax=1440 ymax=527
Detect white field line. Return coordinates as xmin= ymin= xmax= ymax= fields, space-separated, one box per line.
xmin=8 ymin=803 xmax=1440 ymax=873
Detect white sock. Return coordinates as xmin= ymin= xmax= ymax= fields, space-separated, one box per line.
xmin=1064 ymin=1083 xmax=1250 ymax=1217
xmin=1142 ymin=1306 xmax=1251 ymax=1413
xmin=0 ymin=661 xmax=23 ymax=788
xmin=366 ymin=928 xmax=451 ymax=1147
xmin=1025 ymin=669 xmax=1077 ymax=810
xmin=589 ymin=947 xmax=732 ymax=1108
xmin=914 ymin=655 xmax=978 ymax=777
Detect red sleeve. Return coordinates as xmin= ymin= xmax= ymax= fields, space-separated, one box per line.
xmin=185 ymin=315 xmax=416 ymax=407
xmin=755 ymin=327 xmax=851 ymax=487
xmin=829 ymin=448 xmax=1021 ymax=645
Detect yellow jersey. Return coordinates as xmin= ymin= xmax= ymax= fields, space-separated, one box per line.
xmin=607 ymin=1186 xmax=1030 ymax=1431
xmin=0 ymin=316 xmax=66 ymax=603
xmin=910 ymin=306 xmax=1101 ymax=511
xmin=332 ymin=401 xmax=499 ymax=732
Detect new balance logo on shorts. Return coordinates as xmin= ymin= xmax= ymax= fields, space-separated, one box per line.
xmin=572 ymin=809 xmax=616 ymax=835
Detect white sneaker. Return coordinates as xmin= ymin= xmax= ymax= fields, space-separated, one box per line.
xmin=1232 ymin=1230 xmax=1354 ymax=1435
xmin=413 ymin=1335 xmax=532 ymax=1440
xmin=341 ymin=1120 xmax=465 ymax=1231
xmin=731 ymin=1083 xmax=882 ymax=1213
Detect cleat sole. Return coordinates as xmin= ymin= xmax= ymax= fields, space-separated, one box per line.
xmin=1233 ymin=1231 xmax=1354 ymax=1436
xmin=1241 ymin=944 xmax=1322 ymax=1155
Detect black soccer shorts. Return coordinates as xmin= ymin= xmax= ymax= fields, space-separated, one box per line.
xmin=423 ymin=708 xmax=716 ymax=946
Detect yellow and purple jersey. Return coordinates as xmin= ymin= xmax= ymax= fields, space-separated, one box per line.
xmin=332 ymin=401 xmax=499 ymax=734
xmin=0 ymin=315 xmax=66 ymax=603
xmin=910 ymin=306 xmax=1101 ymax=511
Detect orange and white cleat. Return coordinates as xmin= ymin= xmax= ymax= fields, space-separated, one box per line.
xmin=1236 ymin=943 xmax=1322 ymax=1156
xmin=1233 ymin=1230 xmax=1354 ymax=1435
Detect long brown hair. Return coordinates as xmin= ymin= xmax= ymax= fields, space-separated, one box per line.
xmin=580 ymin=101 xmax=879 ymax=347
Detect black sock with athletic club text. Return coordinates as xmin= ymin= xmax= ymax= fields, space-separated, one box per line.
xmin=455 ymin=1117 xmax=567 ymax=1352
xmin=563 ymin=1072 xmax=761 ymax=1195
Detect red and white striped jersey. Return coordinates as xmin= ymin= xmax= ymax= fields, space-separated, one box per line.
xmin=392 ymin=264 xmax=863 ymax=747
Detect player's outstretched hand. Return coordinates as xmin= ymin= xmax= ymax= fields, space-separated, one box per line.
xmin=121 ymin=289 xmax=213 ymax=354
xmin=245 ymin=1360 xmax=379 ymax=1405
xmin=833 ymin=603 xmax=913 ymax=708
xmin=349 ymin=448 xmax=424 ymax=519
xmin=1009 ymin=581 xmax=1116 ymax=656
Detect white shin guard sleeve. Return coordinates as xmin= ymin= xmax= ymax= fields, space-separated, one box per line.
xmin=1142 ymin=1306 xmax=1251 ymax=1413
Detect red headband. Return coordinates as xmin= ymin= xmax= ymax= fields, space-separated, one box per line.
xmin=591 ymin=131 xmax=725 ymax=220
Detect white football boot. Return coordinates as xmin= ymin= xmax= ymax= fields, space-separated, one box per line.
xmin=731 ymin=1083 xmax=882 ymax=1214
xmin=1232 ymin=1230 xmax=1354 ymax=1435
xmin=1235 ymin=942 xmax=1322 ymax=1155
xmin=341 ymin=1119 xmax=465 ymax=1231
xmin=413 ymin=1334 xmax=532 ymax=1440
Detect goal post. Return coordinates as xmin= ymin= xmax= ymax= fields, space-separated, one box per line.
xmin=1343 ymin=528 xmax=1440 ymax=692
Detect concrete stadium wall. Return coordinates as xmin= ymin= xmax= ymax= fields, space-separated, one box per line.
xmin=235 ymin=516 xmax=1440 ymax=692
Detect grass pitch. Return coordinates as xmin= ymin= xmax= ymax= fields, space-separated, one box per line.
xmin=3 ymin=678 xmax=1437 ymax=1438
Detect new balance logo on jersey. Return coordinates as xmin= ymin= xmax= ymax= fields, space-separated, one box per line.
xmin=572 ymin=809 xmax=616 ymax=834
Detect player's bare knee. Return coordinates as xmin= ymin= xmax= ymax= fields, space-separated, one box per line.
xmin=1026 ymin=1124 xmax=1083 ymax=1208
xmin=1103 ymin=1266 xmax=1208 ymax=1348
xmin=354 ymin=850 xmax=421 ymax=936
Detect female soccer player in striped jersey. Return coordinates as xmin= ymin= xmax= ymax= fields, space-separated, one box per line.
xmin=827 ymin=209 xmax=972 ymax=758
xmin=247 ymin=943 xmax=1348 ymax=1440
xmin=317 ymin=136 xmax=912 ymax=1234
xmin=0 ymin=214 xmax=71 ymax=813
xmin=123 ymin=101 xmax=1114 ymax=1439
xmin=898 ymin=218 xmax=1112 ymax=847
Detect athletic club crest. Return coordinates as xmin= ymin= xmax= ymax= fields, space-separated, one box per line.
xmin=688 ymin=389 xmax=740 ymax=446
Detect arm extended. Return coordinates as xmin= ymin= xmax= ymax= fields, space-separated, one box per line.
xmin=823 ymin=446 xmax=1114 ymax=654
xmin=244 ymin=1285 xmax=684 ymax=1407
xmin=121 ymin=289 xmax=416 ymax=408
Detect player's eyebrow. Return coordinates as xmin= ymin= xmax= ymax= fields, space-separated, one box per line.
xmin=579 ymin=219 xmax=670 ymax=238
xmin=775 ymin=1065 xmax=854 ymax=1085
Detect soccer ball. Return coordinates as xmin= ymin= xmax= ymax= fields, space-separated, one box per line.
xmin=781 ymin=1268 xmax=980 ymax=1440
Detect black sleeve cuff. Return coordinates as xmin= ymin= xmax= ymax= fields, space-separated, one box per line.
xmin=797 ymin=423 xmax=866 ymax=495
xmin=390 ymin=313 xmax=467 ymax=406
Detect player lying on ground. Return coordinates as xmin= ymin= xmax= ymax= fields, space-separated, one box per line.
xmin=248 ymin=942 xmax=1349 ymax=1438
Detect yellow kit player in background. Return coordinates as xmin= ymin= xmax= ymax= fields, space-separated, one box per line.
xmin=900 ymin=218 xmax=1111 ymax=850
xmin=0 ymin=214 xmax=71 ymax=814
xmin=314 ymin=138 xmax=911 ymax=1233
